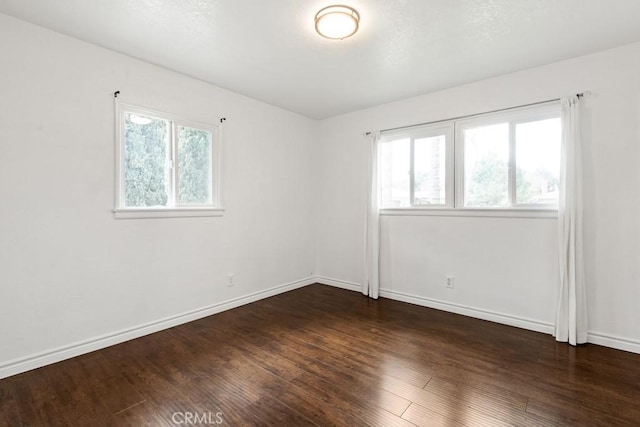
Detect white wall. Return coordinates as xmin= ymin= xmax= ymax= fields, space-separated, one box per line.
xmin=317 ymin=42 xmax=640 ymax=351
xmin=0 ymin=14 xmax=317 ymax=373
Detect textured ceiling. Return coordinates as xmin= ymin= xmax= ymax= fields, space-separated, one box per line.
xmin=2 ymin=0 xmax=640 ymax=119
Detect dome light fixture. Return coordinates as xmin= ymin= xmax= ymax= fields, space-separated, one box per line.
xmin=315 ymin=5 xmax=360 ymax=40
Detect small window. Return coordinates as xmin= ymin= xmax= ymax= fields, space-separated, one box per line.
xmin=379 ymin=124 xmax=454 ymax=208
xmin=115 ymin=104 xmax=222 ymax=218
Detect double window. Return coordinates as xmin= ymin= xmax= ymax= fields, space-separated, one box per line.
xmin=114 ymin=104 xmax=222 ymax=218
xmin=379 ymin=103 xmax=561 ymax=212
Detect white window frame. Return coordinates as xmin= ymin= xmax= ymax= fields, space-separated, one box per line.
xmin=455 ymin=103 xmax=561 ymax=210
xmin=380 ymin=101 xmax=561 ymax=218
xmin=113 ymin=103 xmax=224 ymax=219
xmin=379 ymin=123 xmax=455 ymax=209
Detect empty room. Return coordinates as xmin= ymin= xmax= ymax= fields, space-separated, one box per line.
xmin=1 ymin=1 xmax=640 ymax=426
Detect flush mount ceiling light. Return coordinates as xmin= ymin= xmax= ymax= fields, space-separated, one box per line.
xmin=315 ymin=5 xmax=360 ymax=40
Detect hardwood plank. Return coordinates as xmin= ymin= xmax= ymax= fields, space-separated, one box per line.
xmin=526 ymin=398 xmax=635 ymax=427
xmin=42 ymin=357 xmax=113 ymax=426
xmin=423 ymin=376 xmax=555 ymax=427
xmin=289 ymin=373 xmax=414 ymax=427
xmin=111 ymin=400 xmax=172 ymax=427
xmin=426 ymin=376 xmax=528 ymax=412
xmin=243 ymin=397 xmax=317 ymax=426
xmin=402 ymin=402 xmax=465 ymax=427
xmin=73 ymin=352 xmax=145 ymax=414
xmin=257 ymin=338 xmax=412 ymax=416
xmin=0 ymin=380 xmax=22 ymax=427
xmin=150 ymin=327 xmax=318 ymax=426
xmin=11 ymin=369 xmax=69 ymax=427
xmin=101 ymin=338 xmax=230 ymax=421
xmin=290 ymin=324 xmax=438 ymax=383
xmin=379 ymin=374 xmax=513 ymax=427
xmin=103 ymin=335 xmax=262 ymax=425
xmin=243 ymin=308 xmax=435 ymax=388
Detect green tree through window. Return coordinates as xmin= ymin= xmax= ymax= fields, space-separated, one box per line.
xmin=124 ymin=114 xmax=169 ymax=207
xmin=178 ymin=127 xmax=212 ymax=204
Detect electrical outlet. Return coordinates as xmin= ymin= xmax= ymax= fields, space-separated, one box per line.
xmin=446 ymin=275 xmax=454 ymax=289
xmin=227 ymin=274 xmax=235 ymax=287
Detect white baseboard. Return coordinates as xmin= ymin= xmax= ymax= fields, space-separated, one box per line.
xmin=0 ymin=277 xmax=315 ymax=380
xmin=379 ymin=288 xmax=555 ymax=335
xmin=380 ymin=288 xmax=640 ymax=354
xmin=587 ymin=331 xmax=640 ymax=354
xmin=314 ymin=276 xmax=362 ymax=293
xmin=314 ymin=276 xmax=552 ymax=334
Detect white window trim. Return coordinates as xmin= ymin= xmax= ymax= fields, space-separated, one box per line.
xmin=114 ymin=102 xmax=223 ymax=219
xmin=379 ymin=101 xmax=560 ymax=218
xmin=380 ymin=208 xmax=557 ymax=219
xmin=113 ymin=207 xmax=225 ymax=219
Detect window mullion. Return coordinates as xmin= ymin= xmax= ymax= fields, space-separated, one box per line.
xmin=169 ymin=122 xmax=178 ymax=207
xmin=454 ymin=124 xmax=464 ymax=208
xmin=409 ymin=138 xmax=415 ymax=206
xmin=447 ymin=125 xmax=454 ymax=208
xmin=508 ymin=122 xmax=516 ymax=207
xmin=116 ymin=103 xmax=125 ymax=209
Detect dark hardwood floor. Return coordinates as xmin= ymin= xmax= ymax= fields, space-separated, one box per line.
xmin=1 ymin=284 xmax=639 ymax=426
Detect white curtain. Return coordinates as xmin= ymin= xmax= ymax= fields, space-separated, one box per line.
xmin=554 ymin=96 xmax=588 ymax=345
xmin=363 ymin=131 xmax=380 ymax=299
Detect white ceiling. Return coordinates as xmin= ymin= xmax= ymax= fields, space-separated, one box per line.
xmin=2 ymin=0 xmax=640 ymax=119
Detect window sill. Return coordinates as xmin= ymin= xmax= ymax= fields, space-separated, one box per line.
xmin=113 ymin=208 xmax=225 ymax=219
xmin=380 ymin=208 xmax=557 ymax=219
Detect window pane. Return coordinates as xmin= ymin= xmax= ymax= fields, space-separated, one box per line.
xmin=464 ymin=123 xmax=509 ymax=207
xmin=380 ymin=138 xmax=410 ymax=208
xmin=515 ymin=118 xmax=561 ymax=205
xmin=414 ymin=135 xmax=446 ymax=205
xmin=177 ymin=126 xmax=213 ymax=205
xmin=124 ymin=113 xmax=169 ymax=207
